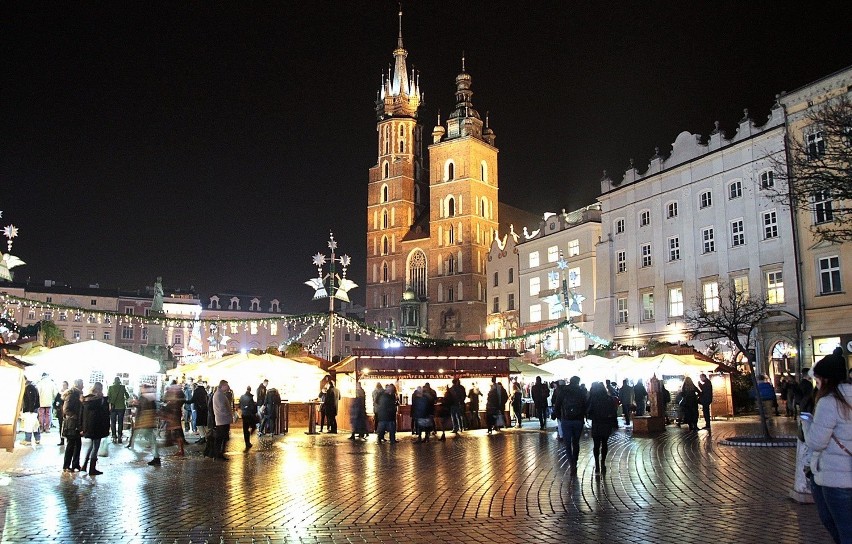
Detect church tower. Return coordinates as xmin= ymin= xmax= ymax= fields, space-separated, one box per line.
xmin=426 ymin=59 xmax=499 ymax=339
xmin=365 ymin=9 xmax=425 ymax=334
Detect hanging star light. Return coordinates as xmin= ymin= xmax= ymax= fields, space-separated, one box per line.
xmin=305 ymin=232 xmax=358 ymax=303
xmin=0 ymin=221 xmax=24 ymax=281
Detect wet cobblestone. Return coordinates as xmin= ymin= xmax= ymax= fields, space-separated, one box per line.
xmin=0 ymin=418 xmax=827 ymax=543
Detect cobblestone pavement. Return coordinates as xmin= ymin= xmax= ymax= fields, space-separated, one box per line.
xmin=0 ymin=417 xmax=828 ymax=543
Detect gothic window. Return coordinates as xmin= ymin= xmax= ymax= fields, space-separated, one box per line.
xmin=447 ymin=255 xmax=456 ymax=275
xmin=381 ymin=184 xmax=389 ymax=203
xmin=399 ymin=140 xmax=405 ymax=153
xmin=445 ymin=159 xmax=455 ymax=181
xmin=382 ymin=209 xmax=389 ymax=229
xmin=481 ymin=198 xmax=487 ymax=217
xmin=408 ymin=249 xmax=427 ymax=298
xmin=382 ymin=236 xmax=389 ymax=255
xmin=481 ymin=160 xmax=488 ymax=182
xmin=447 ymin=196 xmax=456 ymax=217
xmin=383 ymin=161 xmax=389 ymax=179
xmin=382 ymin=261 xmax=389 ymax=282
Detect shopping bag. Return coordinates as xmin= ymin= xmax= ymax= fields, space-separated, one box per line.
xmin=98 ymin=438 xmax=110 ymax=457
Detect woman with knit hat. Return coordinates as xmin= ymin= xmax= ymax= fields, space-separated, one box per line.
xmin=803 ymin=348 xmax=851 ymax=544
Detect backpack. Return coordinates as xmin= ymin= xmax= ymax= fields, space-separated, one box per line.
xmin=561 ymin=393 xmax=583 ymax=419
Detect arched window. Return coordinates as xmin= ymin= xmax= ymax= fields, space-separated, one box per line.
xmin=382 ymin=261 xmax=389 ymax=282
xmin=448 ymin=225 xmax=455 ymax=244
xmin=399 ymin=125 xmax=404 ymax=136
xmin=444 ymin=159 xmax=455 ymax=181
xmin=481 ymin=160 xmax=488 ymax=182
xmin=382 ymin=236 xmax=389 ymax=255
xmin=381 ymin=184 xmax=389 ymax=203
xmin=407 ymin=249 xmax=427 ymax=297
xmin=382 ymin=209 xmax=389 ymax=229
xmin=447 ymin=255 xmax=456 ymax=275
xmin=399 ymin=140 xmax=405 ymax=153
xmin=481 ymin=197 xmax=487 ymax=217
xmin=447 ymin=196 xmax=455 ymax=217
xmin=383 ymin=161 xmax=389 ymax=179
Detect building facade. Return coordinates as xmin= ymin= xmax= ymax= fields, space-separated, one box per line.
xmin=515 ymin=207 xmax=601 ymax=360
xmin=779 ymin=66 xmax=852 ymax=369
xmin=365 ymin=17 xmax=498 ymax=340
xmin=594 ymin=105 xmax=799 ymax=374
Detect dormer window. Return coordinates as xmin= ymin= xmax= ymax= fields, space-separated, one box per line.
xmin=269 ymin=299 xmax=280 ymax=313
xmin=209 ymin=296 xmax=220 ymax=310
xmin=250 ymin=298 xmax=260 ymax=311
xmin=229 ymin=297 xmax=240 ymax=310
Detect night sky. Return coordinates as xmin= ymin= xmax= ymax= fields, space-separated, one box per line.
xmin=2 ymin=2 xmax=850 ymax=313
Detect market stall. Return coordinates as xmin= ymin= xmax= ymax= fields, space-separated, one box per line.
xmin=0 ymin=343 xmax=28 ymax=452
xmin=20 ymin=340 xmax=161 ymax=395
xmin=331 ymin=346 xmax=516 ymax=432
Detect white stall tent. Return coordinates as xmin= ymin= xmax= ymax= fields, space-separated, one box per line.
xmin=21 ymin=340 xmax=161 ymax=387
xmin=170 ymin=352 xmax=326 ymax=402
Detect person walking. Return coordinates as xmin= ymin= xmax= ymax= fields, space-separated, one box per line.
xmin=262 ymin=387 xmax=281 ymax=436
xmin=511 ymin=382 xmax=524 ymax=428
xmin=467 ymin=383 xmax=482 ymax=430
xmin=20 ymin=379 xmax=41 ymax=446
xmin=324 ymin=380 xmax=339 ymax=433
xmin=80 ymin=382 xmax=110 ymax=476
xmin=61 ymin=382 xmax=84 ymax=472
xmin=531 ymin=376 xmax=549 ymax=430
xmin=163 ymin=380 xmax=186 ymax=457
xmin=553 ymin=376 xmax=587 ymax=474
xmin=633 ymin=379 xmax=648 ymax=417
xmin=54 ymin=381 xmax=69 ymax=446
xmin=587 ymin=382 xmax=618 ymax=476
xmin=375 ymin=384 xmax=398 ymax=444
xmin=212 ymin=380 xmax=232 ymax=460
xmin=36 ymin=372 xmax=58 ymax=433
xmin=107 ymin=376 xmax=130 ymax=443
xmin=256 ymin=379 xmax=268 ymax=418
xmin=191 ymin=380 xmax=208 ymax=444
xmin=680 ymin=377 xmax=700 ymax=431
xmin=348 ymin=382 xmax=369 ymax=440
xmin=448 ymin=378 xmax=466 ymax=433
xmin=697 ymin=373 xmax=713 ymax=430
xmin=619 ymin=378 xmax=634 ymax=426
xmin=238 ymin=386 xmax=257 ymax=450
xmin=135 ymin=383 xmax=161 ymax=466
xmin=803 ymin=349 xmax=851 ymax=544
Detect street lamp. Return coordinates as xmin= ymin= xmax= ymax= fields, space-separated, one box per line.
xmin=305 ymin=232 xmax=357 ymax=362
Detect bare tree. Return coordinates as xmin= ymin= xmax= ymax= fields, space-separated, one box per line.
xmin=773 ymin=96 xmax=852 ymax=243
xmin=684 ymin=285 xmax=772 ymax=438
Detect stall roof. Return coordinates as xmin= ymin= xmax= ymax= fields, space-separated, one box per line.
xmin=337 ymin=347 xmax=517 ymax=377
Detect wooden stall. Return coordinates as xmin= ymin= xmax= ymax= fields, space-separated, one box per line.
xmin=331 ymin=346 xmax=517 ymax=432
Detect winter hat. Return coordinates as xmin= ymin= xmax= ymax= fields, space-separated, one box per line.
xmin=812 ymin=351 xmax=848 ymax=383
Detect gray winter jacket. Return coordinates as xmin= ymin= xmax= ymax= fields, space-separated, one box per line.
xmin=805 ymin=383 xmax=852 ymax=488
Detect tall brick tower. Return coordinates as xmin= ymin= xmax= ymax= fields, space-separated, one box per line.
xmin=365 ymin=9 xmax=425 ymax=334
xmin=426 ymin=57 xmax=498 ymax=340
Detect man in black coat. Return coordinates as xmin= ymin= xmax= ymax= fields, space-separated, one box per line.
xmin=324 ymin=381 xmax=339 ymax=433
xmin=553 ymin=376 xmax=587 ymax=473
xmin=698 ymin=373 xmax=713 ymax=430
xmin=530 ymin=376 xmax=550 ymax=430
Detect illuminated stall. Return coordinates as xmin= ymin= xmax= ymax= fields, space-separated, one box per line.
xmin=0 ymin=343 xmax=28 ymax=452
xmin=332 ymin=347 xmax=516 ymax=432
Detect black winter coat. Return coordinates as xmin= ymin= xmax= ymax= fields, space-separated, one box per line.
xmin=22 ymin=383 xmax=40 ymax=413
xmin=81 ymin=395 xmax=110 ymax=439
xmin=375 ymin=392 xmax=397 ymax=422
xmin=192 ymin=386 xmax=208 ymax=425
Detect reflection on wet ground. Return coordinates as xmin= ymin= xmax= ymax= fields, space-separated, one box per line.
xmin=0 ymin=417 xmax=828 ymax=543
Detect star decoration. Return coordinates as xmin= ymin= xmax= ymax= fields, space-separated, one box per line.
xmin=3 ymin=225 xmax=18 ymax=240
xmin=556 ymin=257 xmax=569 ymax=270
xmin=312 ymin=253 xmax=327 ymax=267
xmin=328 ymin=238 xmax=338 ymax=251
xmin=338 ymin=254 xmax=351 ymax=268
xmin=547 ymin=270 xmax=559 ymax=283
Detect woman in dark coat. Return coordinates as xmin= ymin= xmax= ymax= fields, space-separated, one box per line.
xmin=680 ymin=377 xmax=700 ymax=431
xmin=238 ymin=386 xmax=257 ymax=450
xmin=191 ymin=382 xmax=208 ymax=444
xmin=348 ymin=382 xmax=369 ymax=440
xmin=587 ymin=382 xmax=618 ymax=475
xmin=80 ymin=382 xmax=110 ymax=475
xmin=62 ymin=385 xmax=84 ymax=472
xmin=511 ymin=382 xmax=524 ymax=428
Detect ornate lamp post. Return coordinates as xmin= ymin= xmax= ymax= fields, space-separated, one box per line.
xmin=305 ymin=232 xmax=357 ymax=361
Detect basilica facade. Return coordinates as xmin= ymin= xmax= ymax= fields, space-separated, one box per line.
xmin=364 ymin=16 xmax=498 ymax=341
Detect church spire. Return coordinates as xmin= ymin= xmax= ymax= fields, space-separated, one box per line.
xmin=376 ymin=6 xmax=422 ymax=120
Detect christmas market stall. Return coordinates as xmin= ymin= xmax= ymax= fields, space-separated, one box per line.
xmin=331 ymin=346 xmax=517 ymax=432
xmin=0 ymin=341 xmax=28 ymax=452
xmin=20 ymin=340 xmax=161 ymax=396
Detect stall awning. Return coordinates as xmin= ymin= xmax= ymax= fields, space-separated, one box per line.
xmin=343 ymin=347 xmax=516 ymax=378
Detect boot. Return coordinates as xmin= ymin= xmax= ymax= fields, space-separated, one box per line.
xmin=81 ymin=459 xmax=88 ymax=473
xmin=88 ymin=458 xmax=102 ymax=476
